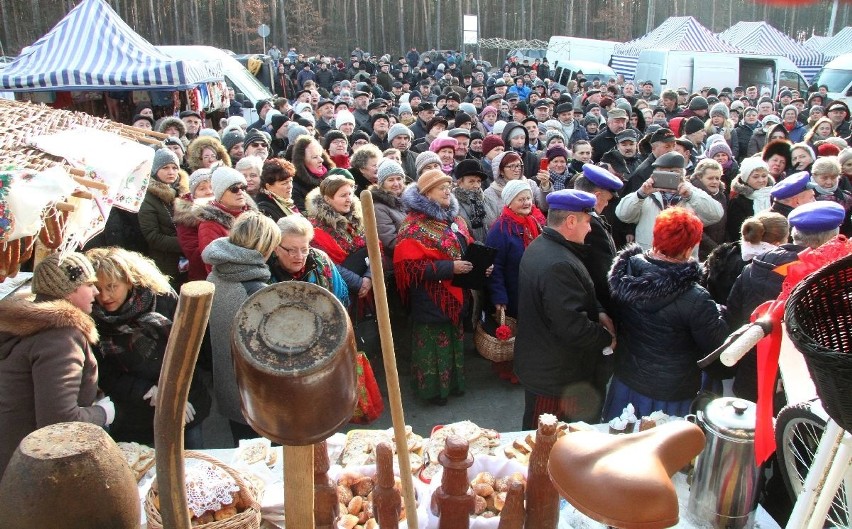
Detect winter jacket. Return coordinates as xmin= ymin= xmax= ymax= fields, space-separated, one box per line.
xmin=746 ymin=128 xmax=769 ymax=157
xmin=726 ymin=244 xmax=803 ymax=401
xmin=203 ymin=238 xmax=272 ymax=425
xmin=173 ymin=196 xmax=207 ymax=282
xmin=689 ymin=177 xmax=727 ymax=260
xmin=91 ymin=289 xmax=210 ymax=444
xmin=485 ymin=213 xmax=537 ymax=318
xmin=614 ymin=185 xmax=724 ymax=253
xmin=501 ymin=122 xmax=542 ymax=181
xmin=0 ymin=297 xmax=107 ymax=476
xmin=600 ymin=148 xmax=642 ymax=182
xmin=735 ymin=122 xmax=758 ymax=162
xmin=138 ymin=178 xmax=187 ymax=278
xmin=590 ymin=126 xmax=620 ymax=164
xmin=513 ymin=227 xmax=612 ymax=402
xmin=291 ymin=139 xmax=334 ymax=211
xmin=454 ymin=188 xmax=488 ymax=243
xmin=254 ymin=190 xmax=299 ymax=223
xmin=608 ymin=245 xmax=729 ymax=401
xmin=369 ymin=186 xmax=406 ymax=262
xmin=82 ymin=207 xmax=147 ymax=255
xmin=725 ymin=176 xmax=776 ymax=243
xmin=196 ymin=201 xmax=256 ymax=273
xmin=580 ymin=213 xmax=618 ymax=316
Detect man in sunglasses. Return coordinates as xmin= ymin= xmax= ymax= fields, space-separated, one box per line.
xmin=243 ymin=130 xmax=271 ymax=161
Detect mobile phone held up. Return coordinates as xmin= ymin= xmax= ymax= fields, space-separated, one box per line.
xmin=651 ymin=170 xmax=682 ymax=191
xmin=539 ymin=158 xmax=550 ymax=171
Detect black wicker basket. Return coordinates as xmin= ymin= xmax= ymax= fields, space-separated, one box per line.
xmin=784 ymin=254 xmax=852 ymax=432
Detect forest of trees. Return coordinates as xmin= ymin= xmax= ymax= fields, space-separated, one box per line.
xmin=1 ymin=0 xmax=848 ymax=66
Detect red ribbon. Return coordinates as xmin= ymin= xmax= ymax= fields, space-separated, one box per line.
xmin=753 ymin=300 xmax=784 ymax=466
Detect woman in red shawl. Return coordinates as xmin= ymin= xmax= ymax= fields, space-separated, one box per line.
xmin=485 ymin=179 xmax=544 ymax=382
xmin=394 ymin=169 xmax=481 ymax=405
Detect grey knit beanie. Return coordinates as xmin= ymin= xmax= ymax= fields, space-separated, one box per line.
xmin=188 ymin=169 xmax=213 ymax=196
xmin=415 ymin=151 xmax=442 ymax=177
xmin=376 ymin=159 xmax=405 ymax=186
xmin=221 ymin=129 xmax=245 ymax=152
xmin=387 ymin=123 xmax=412 ymax=143
xmin=32 ymin=252 xmax=97 ymax=300
xmin=211 ymin=166 xmax=247 ymax=201
xmin=287 ymin=124 xmax=309 ymax=145
xmin=150 ymin=148 xmax=180 ymax=178
xmin=710 ymin=102 xmax=730 ymax=120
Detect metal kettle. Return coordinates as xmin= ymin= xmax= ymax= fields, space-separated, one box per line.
xmin=688 ymin=397 xmax=762 ymax=529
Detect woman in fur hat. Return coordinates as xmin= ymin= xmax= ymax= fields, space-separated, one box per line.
xmin=86 ymin=247 xmax=210 ymax=447
xmin=305 ymin=174 xmax=371 ymax=301
xmin=762 ymin=138 xmax=792 ymax=181
xmin=186 ymin=136 xmax=231 ymax=173
xmin=726 ymin=157 xmax=775 ymax=242
xmin=394 ymin=170 xmax=478 ymax=405
xmin=138 ymin=148 xmax=189 ymax=285
xmin=0 ymin=253 xmax=113 ymax=476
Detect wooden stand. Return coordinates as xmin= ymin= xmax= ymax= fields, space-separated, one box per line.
xmin=430 ymin=435 xmax=476 ymax=529
xmin=313 ymin=441 xmax=338 ymax=529
xmin=525 ymin=413 xmax=561 ymax=529
xmin=497 ymin=479 xmax=526 ymax=529
xmin=374 ymin=441 xmax=402 ymax=528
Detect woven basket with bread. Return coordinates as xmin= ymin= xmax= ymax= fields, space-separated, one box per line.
xmin=144 ymin=451 xmax=261 ymax=529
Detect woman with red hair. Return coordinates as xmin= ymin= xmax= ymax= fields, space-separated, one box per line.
xmin=603 ymin=207 xmax=729 ymax=420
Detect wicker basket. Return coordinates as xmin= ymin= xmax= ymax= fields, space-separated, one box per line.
xmin=475 ymin=307 xmax=517 ymax=362
xmin=784 ymin=254 xmax=852 ymax=432
xmin=144 ymin=451 xmax=262 ymax=529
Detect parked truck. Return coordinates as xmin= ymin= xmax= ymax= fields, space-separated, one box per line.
xmin=633 ymin=49 xmax=809 ymax=96
xmin=811 ymin=53 xmax=852 ymax=105
xmin=547 ymin=36 xmax=617 ymax=67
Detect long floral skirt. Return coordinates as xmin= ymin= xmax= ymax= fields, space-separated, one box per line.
xmin=410 ymin=322 xmax=465 ymax=400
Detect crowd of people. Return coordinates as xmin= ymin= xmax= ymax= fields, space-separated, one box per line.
xmin=1 ymin=45 xmax=851 ymax=479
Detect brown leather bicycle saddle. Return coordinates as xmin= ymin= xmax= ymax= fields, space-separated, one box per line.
xmin=547 ymin=420 xmax=705 ymax=529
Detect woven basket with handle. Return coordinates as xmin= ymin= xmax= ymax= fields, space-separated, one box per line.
xmin=144 ymin=450 xmax=262 ymax=529
xmin=475 ymin=307 xmax=517 ymax=362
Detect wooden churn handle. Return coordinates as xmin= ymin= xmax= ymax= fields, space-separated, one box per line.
xmin=360 ymin=191 xmax=419 ymax=528
xmin=153 ymin=281 xmax=215 ymax=529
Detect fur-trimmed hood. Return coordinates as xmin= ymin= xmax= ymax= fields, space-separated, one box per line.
xmin=186 ymin=136 xmax=232 ymax=173
xmin=173 ymin=194 xmax=205 ymax=228
xmin=608 ymin=244 xmax=703 ymax=311
xmin=305 ymin=187 xmax=363 ymax=233
xmin=369 ymin=185 xmax=404 ymax=211
xmin=156 ymin=116 xmax=187 ymax=138
xmin=196 ymin=199 xmax=257 ymax=229
xmin=146 ymin=174 xmax=189 ymax=206
xmin=400 ymin=182 xmax=460 ymax=222
xmin=0 ymin=296 xmax=98 ymax=360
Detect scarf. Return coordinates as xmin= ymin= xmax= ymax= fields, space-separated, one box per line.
xmin=92 ymin=287 xmax=172 ymax=363
xmin=308 ymin=164 xmax=329 ymax=178
xmin=330 ymin=154 xmax=351 ymax=169
xmin=550 ymin=169 xmax=571 ymax=191
xmin=261 ymin=188 xmax=299 ymax=216
xmin=441 ymin=163 xmax=454 ymax=175
xmin=393 ymin=211 xmax=472 ymax=325
xmin=274 ymin=250 xmax=337 ymax=294
xmin=310 ymin=215 xmax=366 ymax=265
xmin=752 ymin=187 xmax=773 ymax=213
xmin=812 ymin=177 xmax=838 ymax=195
xmin=495 ymin=206 xmax=542 ymax=248
xmin=453 ymin=188 xmax=486 ymax=229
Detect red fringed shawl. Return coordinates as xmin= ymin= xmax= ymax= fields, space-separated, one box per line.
xmin=393 ymin=211 xmax=472 ymax=325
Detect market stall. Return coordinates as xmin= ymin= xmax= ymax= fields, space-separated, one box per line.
xmin=717 ymin=22 xmax=825 ymax=82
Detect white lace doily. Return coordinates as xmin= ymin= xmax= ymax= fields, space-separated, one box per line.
xmin=184 ymin=459 xmax=240 ymax=517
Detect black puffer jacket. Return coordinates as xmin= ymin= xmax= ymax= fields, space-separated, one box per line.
xmin=726 ymin=244 xmax=803 ymax=401
xmin=608 ymin=245 xmax=729 ymax=401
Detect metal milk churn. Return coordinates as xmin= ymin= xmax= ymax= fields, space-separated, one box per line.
xmin=688 ymin=398 xmax=762 ymax=529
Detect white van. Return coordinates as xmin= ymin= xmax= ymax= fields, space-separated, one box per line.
xmin=634 ymin=49 xmax=809 ymax=96
xmin=811 ymin=53 xmax=852 ymax=105
xmin=550 ymin=59 xmax=617 ymax=86
xmin=547 ymin=36 xmax=617 ymax=67
xmin=157 ymin=45 xmax=274 ymax=123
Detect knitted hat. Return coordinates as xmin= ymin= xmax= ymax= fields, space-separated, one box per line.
xmin=198 ymin=128 xmax=219 ymax=139
xmin=188 ymin=169 xmax=213 ymax=195
xmin=387 ymin=123 xmax=412 ymax=143
xmin=506 ymin=126 xmax=526 ymax=142
xmin=688 ymin=96 xmax=708 ymax=111
xmin=838 ymin=147 xmax=852 ymax=166
xmin=706 ymin=141 xmax=733 ymax=160
xmin=417 ymin=168 xmax=452 ymax=195
xmin=493 ymin=121 xmax=508 ymax=136
xmin=458 ymin=102 xmax=476 ymax=116
xmin=221 ymin=129 xmax=245 ymax=152
xmin=738 ymin=156 xmax=770 ymax=184
xmin=376 ymin=159 xmax=405 ymax=186
xmin=151 ymin=148 xmax=180 ymax=178
xmin=818 ymin=143 xmax=841 ymax=157
xmin=398 ymin=103 xmax=413 ymax=115
xmin=415 ymin=151 xmax=442 ymax=176
xmin=323 ymin=130 xmax=348 ymax=150
xmin=683 ymin=116 xmax=705 ymax=135
xmin=287 ymin=124 xmax=309 ymax=145
xmin=710 ymin=102 xmax=730 ymax=119
xmin=481 ymin=134 xmax=504 ymax=156
xmin=544 ymin=129 xmax=565 ymax=145
xmin=31 ymin=252 xmax=97 ymax=300
xmin=243 ymin=130 xmax=270 ymax=151
xmin=335 ymin=110 xmax=356 ymax=128
xmin=502 ymin=179 xmax=531 ymax=206
xmin=211 ymin=166 xmax=247 ymax=201
xmin=429 ymin=136 xmax=458 ymax=153
xmin=781 ymin=104 xmax=799 ymax=120
xmin=546 ymin=145 xmax=570 ymax=161
xmin=479 ymin=105 xmax=499 ymax=119
xmin=270 ymin=114 xmax=290 ymax=133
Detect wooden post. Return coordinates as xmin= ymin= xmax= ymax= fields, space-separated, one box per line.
xmin=373 ymin=442 xmax=402 ymax=528
xmin=153 ymin=281 xmax=215 ymax=529
xmin=360 ymin=190 xmax=419 ymax=528
xmin=284 ymin=445 xmax=315 ymax=527
xmin=525 ymin=413 xmax=560 ymax=529
xmin=314 ymin=440 xmax=338 ymax=529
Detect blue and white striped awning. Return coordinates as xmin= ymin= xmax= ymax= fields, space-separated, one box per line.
xmin=611 ymin=17 xmax=742 ymax=80
xmin=718 ymin=22 xmax=825 ymax=81
xmin=804 ymin=35 xmax=830 ymax=52
xmin=0 ymin=0 xmax=222 ymax=91
xmin=820 ymin=26 xmax=852 ymax=61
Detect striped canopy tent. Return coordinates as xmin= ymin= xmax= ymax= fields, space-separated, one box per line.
xmin=611 ymin=16 xmax=742 ymax=80
xmin=804 ymin=35 xmax=830 ymax=52
xmin=718 ymin=22 xmax=824 ymax=81
xmin=819 ymin=26 xmax=852 ymax=61
xmin=0 ymin=0 xmax=222 ymax=91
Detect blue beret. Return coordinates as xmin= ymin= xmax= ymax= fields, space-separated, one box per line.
xmin=582 ymin=164 xmax=624 ymax=193
xmin=770 ymin=171 xmax=815 ymax=200
xmin=788 ymin=201 xmax=846 ymax=232
xmin=546 ymin=189 xmax=597 ymax=212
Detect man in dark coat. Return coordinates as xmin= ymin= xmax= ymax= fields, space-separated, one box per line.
xmin=591 ymin=108 xmax=629 ymax=163
xmin=768 ymin=170 xmax=816 ymax=219
xmin=514 ymin=190 xmax=616 ymax=429
xmin=625 ymin=128 xmax=676 ymax=194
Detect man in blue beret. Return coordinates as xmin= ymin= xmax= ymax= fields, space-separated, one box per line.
xmin=769 ymin=170 xmax=817 ymax=218
xmin=514 ymin=189 xmax=617 ymax=429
